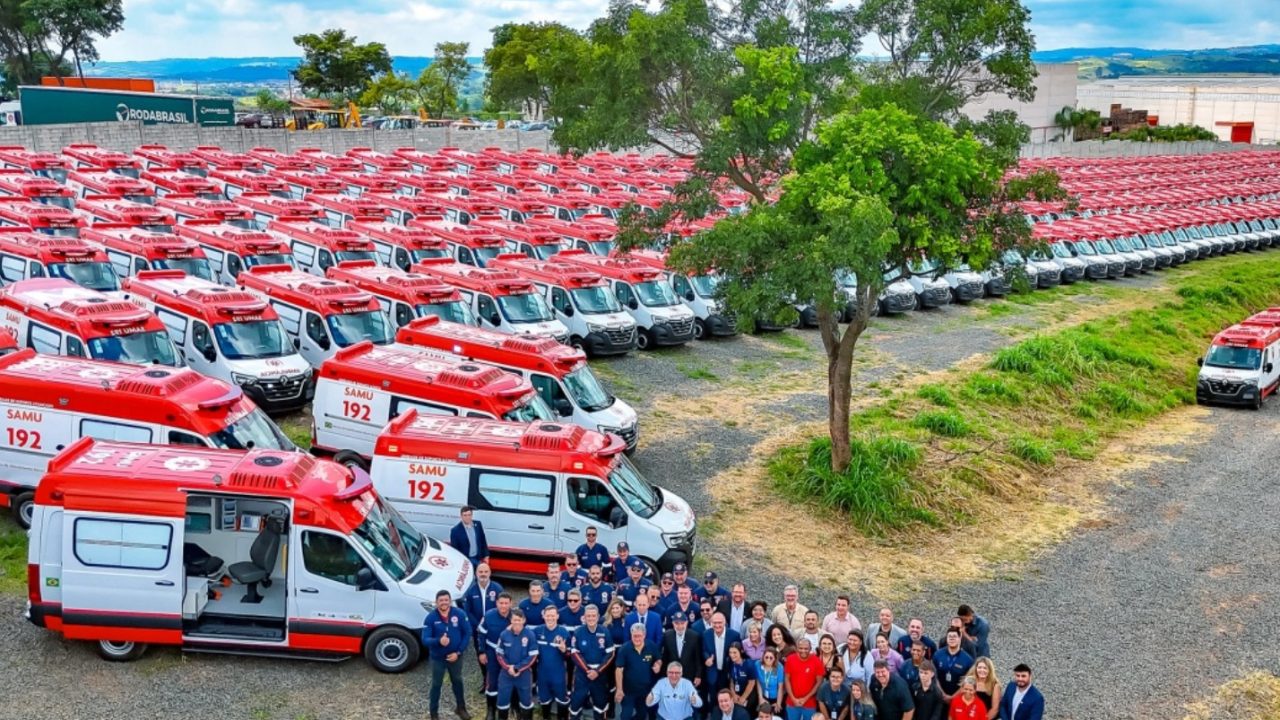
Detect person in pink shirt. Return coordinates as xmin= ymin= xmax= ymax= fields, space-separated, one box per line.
xmin=820 ymin=595 xmax=860 ymax=642
xmin=869 ymin=633 xmax=904 ymax=675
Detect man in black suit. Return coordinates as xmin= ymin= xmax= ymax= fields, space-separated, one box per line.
xmin=450 ymin=505 xmax=489 ymax=568
xmin=711 ymin=690 xmax=750 ymax=720
xmin=661 ymin=614 xmax=703 ymax=696
xmin=715 ymin=583 xmax=749 ymax=636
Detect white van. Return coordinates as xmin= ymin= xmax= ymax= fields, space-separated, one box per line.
xmin=555 ymin=250 xmax=695 ymax=350
xmin=1196 ymin=322 xmax=1280 ymax=409
xmin=411 ymin=259 xmax=570 ymax=344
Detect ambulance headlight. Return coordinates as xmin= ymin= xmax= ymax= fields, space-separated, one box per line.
xmin=651 ymin=316 xmax=669 ymax=326
xmin=231 ymin=373 xmax=259 ymax=387
xmin=421 ymin=601 xmax=434 ymax=613
xmin=663 ymin=531 xmax=691 ymax=549
xmin=586 ymin=323 xmax=608 ymax=334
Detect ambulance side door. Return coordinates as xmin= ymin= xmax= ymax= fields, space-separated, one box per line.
xmin=290 ymin=526 xmax=377 ymax=654
xmin=291 ymin=241 xmax=319 ymax=276
xmin=0 ymin=253 xmax=27 ymax=286
xmin=559 ymin=476 xmax=627 ymax=556
xmin=104 ymin=249 xmax=135 ymax=280
xmin=465 ymin=465 xmax=562 ymax=559
xmin=154 ymin=307 xmax=192 ymax=368
xmin=370 ymin=239 xmax=393 ymax=268
xmin=202 ymin=246 xmax=229 ymax=284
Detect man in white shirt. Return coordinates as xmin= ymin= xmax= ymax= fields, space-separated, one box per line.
xmin=648 ymin=662 xmax=703 ymax=720
xmin=800 ymin=611 xmax=822 ymax=651
xmin=768 ymin=585 xmax=808 ymax=635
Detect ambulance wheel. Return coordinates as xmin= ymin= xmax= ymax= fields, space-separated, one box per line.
xmin=693 ymin=319 xmax=708 ymax=340
xmin=636 ymin=329 xmax=653 ymax=351
xmin=97 ymin=640 xmax=146 ymax=662
xmin=12 ymin=491 xmax=34 ymax=530
xmin=365 ymin=626 xmax=420 ymax=673
xmin=1254 ymin=393 xmax=1264 ymax=411
xmin=335 ymin=452 xmax=371 ymax=473
xmin=640 ymin=558 xmax=660 ymax=580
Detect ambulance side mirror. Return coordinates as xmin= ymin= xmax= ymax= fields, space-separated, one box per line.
xmin=683 ymin=291 xmax=695 ymax=302
xmin=293 ymin=337 xmax=301 ymax=350
xmin=555 ymin=398 xmax=573 ymax=417
xmin=627 ymin=299 xmax=638 ymax=311
xmin=1267 ymin=363 xmax=1274 ymax=374
xmin=201 ymin=346 xmax=217 ymax=363
xmin=356 ymin=567 xmax=380 ymax=591
xmin=562 ymin=305 xmax=574 ymax=318
xmin=317 ymin=335 xmax=331 ymax=351
xmin=1196 ymin=358 xmax=1203 ymax=367
xmin=487 ymin=311 xmax=501 ymax=326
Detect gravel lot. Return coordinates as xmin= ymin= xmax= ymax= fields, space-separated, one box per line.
xmin=0 ymin=269 xmax=1266 ymax=720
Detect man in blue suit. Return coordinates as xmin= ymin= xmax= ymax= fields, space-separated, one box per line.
xmin=624 ymin=592 xmax=665 ymax=648
xmin=998 ymin=664 xmax=1044 ymax=720
xmin=700 ymin=612 xmax=741 ymax=709
xmin=451 ymin=505 xmax=490 ymax=568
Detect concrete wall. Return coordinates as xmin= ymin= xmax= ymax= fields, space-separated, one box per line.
xmin=963 ymin=63 xmax=1079 ymax=144
xmin=1019 ymin=139 xmax=1255 ymax=159
xmin=0 ymin=121 xmax=557 ymax=154
xmin=1078 ymin=77 xmax=1280 ymax=144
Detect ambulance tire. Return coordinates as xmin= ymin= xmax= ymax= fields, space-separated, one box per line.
xmin=12 ymin=491 xmax=34 ymax=530
xmin=693 ymin=319 xmax=708 ymax=341
xmin=639 ymin=558 xmax=660 ymax=581
xmin=335 ymin=452 xmax=371 ymax=473
xmin=636 ymin=329 xmax=653 ymax=351
xmin=97 ymin=640 xmax=147 ymax=662
xmin=365 ymin=626 xmax=420 ymax=673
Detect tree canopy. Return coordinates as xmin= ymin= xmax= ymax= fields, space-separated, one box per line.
xmin=0 ymin=0 xmax=122 ymax=90
xmin=483 ymin=22 xmax=584 ymax=119
xmin=292 ymin=29 xmax=392 ymax=103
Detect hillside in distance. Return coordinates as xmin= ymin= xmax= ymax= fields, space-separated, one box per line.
xmin=1032 ymin=44 xmax=1280 ymax=79
xmin=85 ymin=56 xmax=483 ymax=82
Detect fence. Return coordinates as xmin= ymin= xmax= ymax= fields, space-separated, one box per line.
xmin=0 ymin=121 xmax=557 ymax=155
xmin=1019 ymin=139 xmax=1260 ymax=159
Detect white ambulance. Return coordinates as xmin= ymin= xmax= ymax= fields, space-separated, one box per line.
xmin=1196 ymin=322 xmax=1280 ymax=409
xmin=80 ymin=225 xmax=216 ymax=282
xmin=0 ymin=350 xmax=295 ymax=526
xmin=267 ymin=219 xmax=381 ymax=276
xmin=238 ymin=266 xmax=395 ymax=368
xmin=325 ymin=261 xmax=478 ymax=328
xmin=346 ymin=219 xmax=451 ymax=271
xmin=371 ymin=412 xmax=695 ymax=576
xmin=174 ymin=221 xmax=298 ymax=286
xmin=312 ymin=341 xmax=554 ymax=468
xmin=0 ymin=278 xmax=181 ymax=366
xmin=27 ymin=440 xmax=471 ymax=672
xmin=411 ymin=259 xmax=569 ymax=343
xmin=556 ymin=250 xmax=695 ymax=350
xmin=123 ymin=271 xmax=314 ymax=413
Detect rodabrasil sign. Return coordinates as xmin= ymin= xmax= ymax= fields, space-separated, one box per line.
xmin=19 ymin=86 xmax=235 ymax=127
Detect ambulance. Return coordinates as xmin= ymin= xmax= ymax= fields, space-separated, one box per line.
xmin=0 ymin=351 xmax=296 ymax=526
xmin=141 ymin=168 xmax=224 ymax=200
xmin=62 ymin=143 xmax=142 ymax=177
xmin=27 ymin=439 xmax=472 ymax=672
xmin=1196 ymin=322 xmax=1280 ymax=409
xmin=0 ymin=170 xmax=75 ymax=209
xmin=276 ymin=170 xmax=346 ymax=199
xmin=395 ymin=317 xmax=639 ymax=451
xmin=410 ymin=217 xmax=508 ymax=267
xmin=234 ymin=192 xmax=328 ymax=229
xmin=294 ymin=148 xmax=362 ymax=173
xmin=80 ymin=225 xmax=216 ymax=282
xmin=364 ymin=192 xmax=444 ymax=227
xmin=312 ymin=341 xmax=554 ymax=467
xmin=556 ymin=250 xmax=695 ymax=349
xmin=623 ymin=250 xmax=738 ymax=340
xmin=0 ymin=231 xmax=121 ymax=292
xmin=175 ymin=221 xmax=297 ymax=285
xmin=66 ymin=168 xmax=156 ymax=205
xmin=333 ymin=171 xmax=400 ymax=198
xmin=75 ymin=197 xmax=175 ymax=232
xmin=238 ymin=266 xmax=395 ymax=367
xmin=0 ymin=197 xmax=85 ymax=237
xmin=211 ymin=169 xmax=290 ymax=200
xmin=475 ymin=218 xmax=566 ymax=260
xmin=346 ymin=148 xmax=412 ymax=174
xmin=325 ymin=262 xmax=477 ymax=328
xmin=161 ymin=195 xmax=254 ymax=228
xmin=133 ymin=145 xmax=210 ymax=175
xmin=433 ymin=193 xmax=501 ymax=226
xmin=488 ymin=255 xmax=637 ymax=356
xmin=306 ymin=191 xmax=391 ymax=227
xmin=371 ymin=413 xmax=693 ymax=575
xmin=190 ymin=146 xmax=264 ymax=172
xmin=267 ymin=219 xmax=381 ymax=276
xmin=123 ymin=271 xmax=314 ymax=413
xmin=392 ymin=147 xmax=453 ymax=174
xmin=528 ymin=217 xmax=617 ymax=256
xmin=0 ymin=278 xmax=180 ymax=366
xmin=386 ymin=172 xmax=451 ymax=199
xmin=247 ymin=147 xmax=315 ymax=172
xmin=0 ymin=146 xmax=71 ymax=182
xmin=411 ymin=259 xmax=569 ymax=342
xmin=347 ymin=219 xmax=450 ymax=271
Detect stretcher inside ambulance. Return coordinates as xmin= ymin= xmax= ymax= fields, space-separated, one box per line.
xmin=28 ymin=439 xmax=471 ymax=673
xmin=0 ymin=350 xmax=294 ymax=526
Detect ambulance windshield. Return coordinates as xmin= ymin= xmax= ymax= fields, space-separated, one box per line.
xmin=47 ymin=261 xmax=120 ymax=292
xmin=411 ymin=248 xmax=450 ymax=262
xmin=154 ymin=256 xmax=215 ymax=281
xmin=416 ymin=300 xmax=477 ymax=326
xmin=564 ymin=366 xmax=613 ymax=413
xmin=474 ymin=246 xmax=503 ymax=267
xmin=529 ymin=243 xmax=559 ymax=260
xmin=1204 ymin=345 xmax=1261 ymax=370
xmin=634 ymin=280 xmax=679 ymax=308
xmin=245 ymin=253 xmax=296 ymax=269
xmin=88 ymin=329 xmax=179 ymax=366
xmin=352 ymin=493 xmax=424 ymax=581
xmin=37 ymin=168 xmax=69 ymax=184
xmin=33 ymin=195 xmax=74 ymax=210
xmin=608 ymin=456 xmax=661 ymax=519
xmin=327 ymin=310 xmax=395 ymax=347
xmin=586 ymin=240 xmax=614 ymax=256
xmin=209 ymin=408 xmax=297 ymax=451
xmin=335 ymin=250 xmax=378 ymax=264
xmin=214 ymin=319 xmax=293 ymax=359
xmin=503 ymin=394 xmax=555 ymax=423
xmin=571 ymin=285 xmax=622 ymax=314
xmin=498 ymin=292 xmax=554 ymax=323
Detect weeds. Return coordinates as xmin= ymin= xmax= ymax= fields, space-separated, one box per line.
xmin=912 ymin=410 xmax=972 ymax=437
xmin=916 ymin=384 xmax=957 ymax=407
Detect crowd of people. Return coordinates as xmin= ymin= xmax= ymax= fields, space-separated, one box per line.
xmin=428 ymin=508 xmax=1046 ymax=720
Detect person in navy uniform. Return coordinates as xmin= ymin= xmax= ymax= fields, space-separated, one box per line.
xmin=582 ymin=564 xmax=616 ymax=610
xmin=695 ymin=572 xmax=730 ymax=604
xmin=422 ymin=589 xmax=474 ymax=720
xmin=670 ymin=563 xmax=699 ymax=593
xmin=617 ymin=558 xmax=654 ymax=609
xmin=560 ymin=588 xmax=586 ymax=632
xmin=615 ymin=622 xmax=662 ymax=720
xmin=571 ymin=604 xmax=616 ymax=720
xmin=521 ymin=582 xmax=555 ymax=628
xmin=467 ymin=563 xmax=506 ymax=717
xmin=564 ymin=556 xmax=590 ymax=587
xmin=479 ymin=593 xmax=515 ymax=720
xmin=610 ymin=541 xmax=641 ymax=583
xmin=496 ymin=609 xmax=540 ymax=720
xmin=665 ymin=586 xmax=699 ymax=630
xmin=576 ymin=526 xmax=611 ymax=573
xmin=545 ymin=561 xmax=575 ymax=607
xmin=536 ymin=605 xmax=573 ymax=720
xmin=450 ymin=505 xmax=489 ymax=568
xmin=655 ymin=573 xmax=679 ymax=614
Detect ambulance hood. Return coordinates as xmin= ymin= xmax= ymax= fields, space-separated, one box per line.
xmin=589 ymin=393 xmax=638 ymax=430
xmin=1198 ymin=364 xmax=1262 ymax=384
xmin=511 ymin=319 xmax=569 ymax=338
xmin=645 ymin=485 xmax=695 ymax=535
xmin=584 ymin=311 xmax=634 ymax=328
xmin=403 ymin=535 xmax=474 ymax=600
xmin=648 ymin=304 xmax=694 ymax=322
xmin=225 ymin=351 xmax=312 ymax=380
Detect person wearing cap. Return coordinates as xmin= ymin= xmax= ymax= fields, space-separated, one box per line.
xmin=576 ymin=526 xmax=611 ymax=575
xmin=611 ymin=542 xmax=639 ymax=584
xmin=662 ymin=613 xmax=704 ymax=695
xmin=656 ymin=573 xmax=679 ymax=614
xmin=697 ymin=573 xmax=730 ymax=604
xmin=451 ymin=505 xmax=490 ymax=568
xmin=671 ymin=563 xmax=700 ymax=593
xmin=626 ymin=592 xmax=666 ymax=647
xmin=618 ymin=559 xmax=655 ymax=609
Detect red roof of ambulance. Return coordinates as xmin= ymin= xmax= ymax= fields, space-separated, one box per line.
xmin=487 ymin=255 xmax=610 ymax=289
xmin=0 ymin=231 xmax=108 ymax=263
xmin=0 ymin=278 xmax=164 ymax=337
xmin=347 ymin=220 xmax=448 ymax=252
xmin=555 ymin=248 xmax=664 ymax=284
xmin=123 ymin=271 xmax=279 ymax=326
xmin=239 ymin=266 xmax=381 ymax=315
xmin=395 ymin=316 xmax=586 ymax=376
xmin=325 ymin=262 xmax=462 ymax=304
xmin=1212 ymin=323 xmax=1280 ymax=350
xmin=410 ymin=259 xmax=537 ymax=296
xmin=175 ymin=221 xmax=292 ymax=255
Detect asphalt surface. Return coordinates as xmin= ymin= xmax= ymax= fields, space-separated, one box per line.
xmin=0 ymin=270 xmax=1269 ymax=719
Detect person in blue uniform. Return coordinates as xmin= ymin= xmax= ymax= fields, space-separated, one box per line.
xmin=582 ymin=564 xmax=616 ymax=610
xmin=545 ymin=561 xmax=575 ymax=607
xmin=479 ymin=593 xmax=515 ymax=720
xmin=521 ymin=582 xmax=555 ymax=628
xmin=496 ymin=609 xmax=540 ymax=720
xmin=560 ymin=589 xmax=586 ymax=632
xmin=695 ymin=572 xmax=730 ymax=604
xmin=564 ymin=556 xmax=589 ymax=587
xmin=576 ymin=526 xmax=611 ymax=573
xmin=670 ymin=563 xmax=699 ymax=594
xmin=615 ymin=622 xmax=662 ymax=720
xmin=610 ymin=541 xmax=642 ymax=583
xmin=536 ymin=605 xmax=573 ymax=720
xmin=571 ymin=604 xmax=616 ymax=720
xmin=617 ymin=558 xmax=654 ymax=609
xmin=422 ymin=589 xmax=474 ymax=720
xmin=467 ymin=563 xmax=506 ymax=702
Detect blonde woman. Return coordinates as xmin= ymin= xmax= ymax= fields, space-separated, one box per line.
xmin=964 ymin=657 xmax=1001 ymax=720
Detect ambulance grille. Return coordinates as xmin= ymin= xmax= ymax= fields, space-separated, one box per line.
xmin=115 ymin=371 xmax=201 ymax=396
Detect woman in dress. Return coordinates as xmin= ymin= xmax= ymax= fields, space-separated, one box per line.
xmin=964 ymin=657 xmax=1001 ymax=720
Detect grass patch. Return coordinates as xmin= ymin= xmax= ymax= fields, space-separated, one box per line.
xmin=0 ymin=523 xmax=26 ymax=594
xmin=278 ymin=413 xmax=313 ymax=451
xmin=764 ymin=331 xmax=811 ymax=351
xmin=1184 ymin=671 xmax=1280 ymax=720
xmin=591 ymin=361 xmax=642 ymax=403
xmin=769 ymin=253 xmax=1280 ymax=535
xmin=676 ymin=361 xmax=719 ymax=382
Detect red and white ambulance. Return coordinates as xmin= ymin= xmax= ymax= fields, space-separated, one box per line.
xmin=312 ymin=341 xmax=553 ymax=467
xmin=0 ymin=170 xmax=75 ymax=209
xmin=396 ymin=317 xmax=639 ymax=450
xmin=371 ymin=413 xmax=693 ymax=575
xmin=294 ymin=147 xmax=362 ymax=173
xmin=306 ymin=191 xmax=391 ymax=227
xmin=0 ymin=230 xmax=121 ymax=292
xmin=66 ymin=168 xmax=156 ymax=205
xmin=392 ymin=147 xmax=453 ymax=174
xmin=75 ymin=197 xmax=175 ymax=232
xmin=326 ymin=261 xmax=477 ymax=328
xmin=234 ymin=192 xmax=327 ymax=229
xmin=62 ymin=143 xmax=143 ymax=177
xmin=156 ymin=194 xmax=255 ymax=228
xmin=27 ymin=439 xmax=471 ymax=672
xmin=0 ymin=146 xmax=71 ymax=183
xmin=411 ymin=259 xmax=568 ymax=342
xmin=268 ymin=219 xmax=380 ymax=276
xmin=0 ymin=198 xmax=86 ymax=237
xmin=81 ymin=225 xmax=216 ymax=282
xmin=238 ymin=266 xmax=395 ymax=367
xmin=346 ymin=147 xmax=412 ymax=174
xmin=347 ymin=219 xmax=450 ymax=271
xmin=247 ymin=146 xmax=315 ymax=173
xmin=141 ymin=168 xmax=223 ymax=200
xmin=332 ymin=171 xmax=400 ymax=198
xmin=190 ymin=146 xmax=264 ymax=172
xmin=474 ymin=218 xmax=566 ymax=260
xmin=528 ymin=216 xmax=617 ymax=256
xmin=363 ymin=192 xmax=443 ymax=227
xmin=1196 ymin=322 xmax=1280 ymax=408
xmin=124 ymin=271 xmax=314 ymax=413
xmin=133 ymin=145 xmax=210 ymax=175
xmin=557 ymin=250 xmax=695 ymax=349
xmin=276 ymin=170 xmax=346 ymax=199
xmin=211 ymin=169 xmax=290 ymax=200
xmin=0 ymin=350 xmax=295 ymax=526
xmin=0 ymin=278 xmax=180 ymax=366
xmin=410 ymin=217 xmax=508 ymax=267
xmin=175 ymin=221 xmax=297 ymax=285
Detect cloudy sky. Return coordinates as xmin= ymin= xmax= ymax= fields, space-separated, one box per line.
xmin=96 ymin=0 xmax=1280 ymax=61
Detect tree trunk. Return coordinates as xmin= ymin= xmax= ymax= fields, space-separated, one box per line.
xmin=817 ymin=284 xmax=877 ymax=474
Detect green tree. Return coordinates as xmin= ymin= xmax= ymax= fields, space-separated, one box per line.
xmin=21 ymin=0 xmax=122 ymax=81
xmin=359 ymin=72 xmax=415 ymax=115
xmin=292 ymin=29 xmax=391 ymax=103
xmin=252 ymin=88 xmax=290 ymax=116
xmin=484 ymin=22 xmax=584 ymax=119
xmin=1051 ymin=105 xmax=1102 ymax=141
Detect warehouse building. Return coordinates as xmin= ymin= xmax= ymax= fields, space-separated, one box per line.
xmin=1078 ymin=76 xmax=1280 ymax=144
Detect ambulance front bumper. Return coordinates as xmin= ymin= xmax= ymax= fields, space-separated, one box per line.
xmin=584 ymin=326 xmax=638 ymax=356
xmin=238 ymin=373 xmax=315 ymax=414
xmin=1197 ymin=378 xmax=1261 ymax=406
